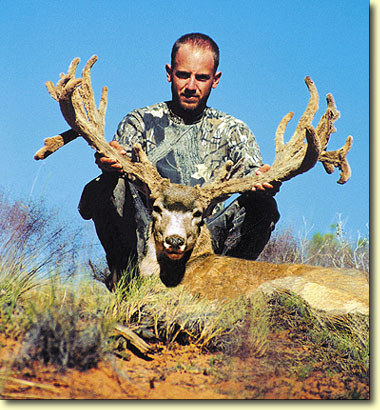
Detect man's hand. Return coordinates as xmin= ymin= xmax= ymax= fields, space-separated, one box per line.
xmin=95 ymin=140 xmax=126 ymax=173
xmin=251 ymin=164 xmax=275 ymax=192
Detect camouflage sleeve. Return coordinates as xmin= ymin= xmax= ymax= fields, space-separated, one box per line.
xmin=226 ymin=122 xmax=263 ymax=176
xmin=113 ymin=110 xmax=146 ymax=155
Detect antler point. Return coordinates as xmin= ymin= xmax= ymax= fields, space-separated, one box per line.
xmin=304 ymin=76 xmax=313 ymax=85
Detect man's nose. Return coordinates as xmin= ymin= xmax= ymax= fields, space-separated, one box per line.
xmin=186 ymin=76 xmax=197 ymax=91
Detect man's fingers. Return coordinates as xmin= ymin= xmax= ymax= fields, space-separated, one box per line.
xmin=251 ymin=182 xmax=274 ymax=191
xmin=95 ymin=153 xmax=123 ymax=173
xmin=256 ymin=164 xmax=271 ymax=175
xmin=100 ymin=157 xmax=120 ymax=165
xmin=110 ymin=140 xmax=127 ymax=155
xmin=102 ymin=157 xmax=123 ymax=170
xmin=94 ymin=141 xmax=127 ymax=173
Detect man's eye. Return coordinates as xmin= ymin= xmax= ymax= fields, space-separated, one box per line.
xmin=196 ymin=75 xmax=210 ymax=81
xmin=176 ymin=72 xmax=190 ymax=79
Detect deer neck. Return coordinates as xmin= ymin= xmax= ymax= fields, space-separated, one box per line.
xmin=189 ymin=223 xmax=214 ymax=261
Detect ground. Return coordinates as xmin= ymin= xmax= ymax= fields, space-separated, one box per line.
xmin=0 ymin=329 xmax=369 ymax=400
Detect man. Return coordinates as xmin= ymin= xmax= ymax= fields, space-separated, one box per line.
xmin=79 ymin=33 xmax=280 ymax=290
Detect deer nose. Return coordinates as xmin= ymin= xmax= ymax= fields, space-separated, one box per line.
xmin=165 ymin=235 xmax=185 ymax=249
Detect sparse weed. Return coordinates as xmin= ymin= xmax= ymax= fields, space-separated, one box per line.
xmin=107 ymin=273 xmax=242 ymax=350
xmin=8 ymin=276 xmax=114 ymax=372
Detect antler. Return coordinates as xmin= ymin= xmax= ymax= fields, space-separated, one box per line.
xmin=199 ymin=76 xmax=352 ymax=206
xmin=35 ymin=56 xmax=166 ymax=194
xmin=315 ymin=94 xmax=353 ymax=184
xmin=36 ymin=57 xmax=352 ymax=209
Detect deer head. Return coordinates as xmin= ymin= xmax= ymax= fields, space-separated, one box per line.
xmin=35 ymin=56 xmax=353 ymax=287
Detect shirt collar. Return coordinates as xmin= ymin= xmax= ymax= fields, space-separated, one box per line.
xmin=166 ymin=101 xmax=206 ymax=125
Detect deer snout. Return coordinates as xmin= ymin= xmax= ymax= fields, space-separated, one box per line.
xmin=163 ymin=235 xmax=186 ymax=260
xmin=165 ymin=235 xmax=185 ymax=249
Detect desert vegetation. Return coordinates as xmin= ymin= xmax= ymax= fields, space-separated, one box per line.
xmin=0 ymin=192 xmax=370 ymax=399
xmin=259 ymin=216 xmax=369 ymax=274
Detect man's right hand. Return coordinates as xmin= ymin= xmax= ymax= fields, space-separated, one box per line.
xmin=95 ymin=140 xmax=127 ymax=173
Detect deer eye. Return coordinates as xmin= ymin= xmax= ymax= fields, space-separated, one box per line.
xmin=152 ymin=205 xmax=163 ymax=214
xmin=193 ymin=210 xmax=203 ymax=219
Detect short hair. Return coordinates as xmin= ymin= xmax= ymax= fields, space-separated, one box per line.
xmin=171 ymin=33 xmax=220 ymax=73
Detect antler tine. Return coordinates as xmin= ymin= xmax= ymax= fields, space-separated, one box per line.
xmin=290 ymin=76 xmax=319 ymax=144
xmin=314 ymin=93 xmax=353 ymax=184
xmin=315 ymin=93 xmax=340 ymax=150
xmin=128 ymin=143 xmax=169 ymax=196
xmin=45 ymin=58 xmax=82 ymax=129
xmin=78 ymin=55 xmax=106 ymax=130
xmin=34 ymin=129 xmax=78 ymax=160
xmin=266 ymin=76 xmax=320 ymax=177
xmin=275 ymin=111 xmax=294 ymax=152
xmin=318 ymin=135 xmax=353 ymax=184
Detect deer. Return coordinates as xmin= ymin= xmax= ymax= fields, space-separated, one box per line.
xmin=35 ymin=56 xmax=368 ymax=315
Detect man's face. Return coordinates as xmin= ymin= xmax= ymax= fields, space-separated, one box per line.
xmin=166 ymin=43 xmax=221 ymax=114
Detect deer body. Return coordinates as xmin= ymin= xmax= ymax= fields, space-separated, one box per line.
xmin=138 ymin=188 xmax=368 ymax=315
xmin=181 ymin=255 xmax=368 ymax=311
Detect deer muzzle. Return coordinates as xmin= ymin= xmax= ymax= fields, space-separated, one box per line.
xmin=163 ymin=235 xmax=186 ymax=260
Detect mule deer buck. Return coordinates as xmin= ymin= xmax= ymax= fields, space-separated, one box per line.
xmin=35 ymin=56 xmax=367 ymax=314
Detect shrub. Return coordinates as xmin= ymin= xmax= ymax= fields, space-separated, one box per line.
xmin=19 ymin=296 xmax=112 ymax=371
xmin=0 ymin=190 xmax=81 ymax=280
xmin=258 ymin=227 xmax=301 ymax=264
xmin=0 ymin=190 xmax=83 ymax=338
xmin=259 ymin=217 xmax=369 ymax=275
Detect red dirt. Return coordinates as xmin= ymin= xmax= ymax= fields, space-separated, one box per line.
xmin=0 ymin=331 xmax=369 ymax=400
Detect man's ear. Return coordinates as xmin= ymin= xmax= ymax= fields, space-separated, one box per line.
xmin=212 ymin=71 xmax=222 ymax=89
xmin=165 ymin=64 xmax=172 ymax=82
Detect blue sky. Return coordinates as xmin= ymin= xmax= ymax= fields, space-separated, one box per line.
xmin=0 ymin=0 xmax=369 ymax=252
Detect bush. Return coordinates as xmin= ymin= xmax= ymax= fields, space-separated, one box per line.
xmin=19 ymin=297 xmax=112 ymax=371
xmin=0 ymin=191 xmax=81 ymax=279
xmin=259 ymin=218 xmax=369 ymax=275
xmin=258 ymin=227 xmax=301 ymax=264
xmin=0 ymin=190 xmax=84 ymax=338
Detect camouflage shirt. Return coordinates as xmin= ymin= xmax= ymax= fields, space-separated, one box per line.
xmin=114 ymin=102 xmax=263 ymax=187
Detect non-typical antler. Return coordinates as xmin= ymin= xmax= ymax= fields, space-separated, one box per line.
xmin=35 ymin=56 xmax=166 ymax=195
xmin=198 ymin=76 xmax=353 ymax=206
xmin=315 ymin=93 xmax=353 ymax=184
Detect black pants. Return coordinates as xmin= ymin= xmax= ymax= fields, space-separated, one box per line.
xmin=79 ymin=175 xmax=280 ymax=290
xmin=206 ymin=191 xmax=280 ymax=260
